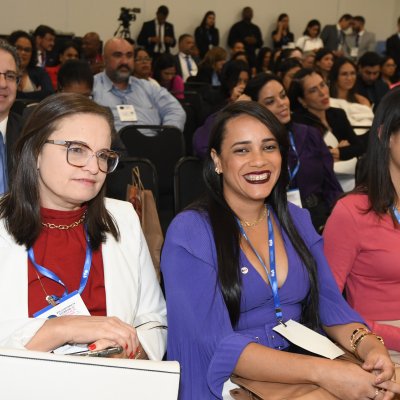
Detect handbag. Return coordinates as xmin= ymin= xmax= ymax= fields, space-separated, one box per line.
xmin=230 ymin=347 xmax=400 ymax=400
xmin=126 ymin=167 xmax=163 ymax=281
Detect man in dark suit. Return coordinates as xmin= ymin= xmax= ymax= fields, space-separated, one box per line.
xmin=320 ymin=14 xmax=353 ymax=56
xmin=174 ymin=34 xmax=198 ymax=82
xmin=33 ymin=25 xmax=57 ymax=67
xmin=137 ymin=5 xmax=176 ymax=58
xmin=0 ymin=41 xmax=23 ymax=192
xmin=227 ymin=6 xmax=263 ymax=68
xmin=386 ymin=16 xmax=400 ymax=80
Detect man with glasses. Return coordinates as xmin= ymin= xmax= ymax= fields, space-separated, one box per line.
xmin=92 ymin=37 xmax=185 ymax=146
xmin=0 ymin=41 xmax=22 ymax=194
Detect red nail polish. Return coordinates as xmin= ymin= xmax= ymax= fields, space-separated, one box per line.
xmin=88 ymin=343 xmax=96 ymax=350
xmin=125 ymin=344 xmax=128 ymax=350
xmin=129 ymin=351 xmax=134 ymax=359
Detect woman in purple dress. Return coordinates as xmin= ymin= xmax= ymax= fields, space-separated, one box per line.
xmin=161 ymin=101 xmax=398 ymax=399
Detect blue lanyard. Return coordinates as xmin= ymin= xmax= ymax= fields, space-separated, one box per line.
xmin=237 ymin=206 xmax=284 ymax=323
xmin=288 ymin=131 xmax=300 ymax=182
xmin=393 ymin=206 xmax=400 ymax=223
xmin=28 ymin=227 xmax=93 ymax=305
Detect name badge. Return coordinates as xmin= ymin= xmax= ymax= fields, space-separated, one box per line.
xmin=33 ymin=290 xmax=90 ymax=318
xmin=34 ymin=291 xmax=91 ymax=355
xmin=116 ymin=104 xmax=137 ymax=122
xmin=350 ymin=47 xmax=359 ymax=58
xmin=273 ymin=319 xmax=344 ymax=359
xmin=287 ymin=189 xmax=302 ymax=208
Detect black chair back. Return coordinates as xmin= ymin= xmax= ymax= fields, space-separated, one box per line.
xmin=174 ymin=156 xmax=206 ymax=214
xmin=120 ymin=125 xmax=185 ymax=196
xmin=106 ymin=157 xmax=158 ymax=204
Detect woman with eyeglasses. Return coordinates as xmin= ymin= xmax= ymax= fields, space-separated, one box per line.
xmin=0 ymin=93 xmax=167 ymax=360
xmin=329 ymin=57 xmax=374 ymax=136
xmin=381 ymin=56 xmax=398 ymax=87
xmin=8 ymin=30 xmax=54 ymax=101
xmin=132 ymin=47 xmax=159 ymax=87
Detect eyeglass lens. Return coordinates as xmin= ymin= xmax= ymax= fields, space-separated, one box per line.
xmin=67 ymin=142 xmax=118 ymax=173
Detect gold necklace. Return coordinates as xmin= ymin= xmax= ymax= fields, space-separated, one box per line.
xmin=240 ymin=207 xmax=267 ymax=228
xmin=41 ymin=212 xmax=86 ymax=230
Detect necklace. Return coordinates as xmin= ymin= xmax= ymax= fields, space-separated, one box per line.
xmin=240 ymin=207 xmax=267 ymax=228
xmin=41 ymin=212 xmax=86 ymax=230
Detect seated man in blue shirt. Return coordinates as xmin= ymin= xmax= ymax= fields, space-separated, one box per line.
xmin=93 ymin=37 xmax=186 ymax=146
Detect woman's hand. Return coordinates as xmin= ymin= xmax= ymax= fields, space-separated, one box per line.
xmin=338 ymin=140 xmax=350 ymax=148
xmin=358 ymin=338 xmax=399 ymax=398
xmin=63 ymin=316 xmax=139 ymax=358
xmin=26 ymin=315 xmax=139 ymax=358
xmin=316 ymin=359 xmax=393 ymax=400
xmin=329 ymin=147 xmax=340 ymax=161
xmin=230 ymin=85 xmax=245 ymax=102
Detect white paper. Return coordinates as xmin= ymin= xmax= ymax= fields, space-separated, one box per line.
xmin=287 ymin=189 xmax=302 ymax=208
xmin=273 ymin=319 xmax=345 ymax=359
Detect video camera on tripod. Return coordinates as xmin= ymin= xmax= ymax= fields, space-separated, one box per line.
xmin=115 ymin=7 xmax=141 ymax=39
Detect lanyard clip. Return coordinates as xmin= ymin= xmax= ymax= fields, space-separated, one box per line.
xmin=278 ymin=319 xmax=287 ymax=328
xmin=46 ymin=295 xmax=59 ymax=307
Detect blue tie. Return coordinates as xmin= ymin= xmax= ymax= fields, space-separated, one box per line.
xmin=185 ymin=55 xmax=192 ymax=76
xmin=0 ymin=133 xmax=8 ymax=194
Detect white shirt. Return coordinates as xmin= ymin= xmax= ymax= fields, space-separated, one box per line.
xmin=295 ymin=36 xmax=323 ymax=52
xmin=154 ymin=20 xmax=165 ymax=53
xmin=178 ymin=52 xmax=198 ymax=82
xmin=0 ymin=117 xmax=8 ymax=143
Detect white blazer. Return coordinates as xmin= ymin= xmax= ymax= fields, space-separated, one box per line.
xmin=0 ymin=198 xmax=167 ymax=360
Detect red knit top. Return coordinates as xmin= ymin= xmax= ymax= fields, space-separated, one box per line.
xmin=28 ymin=206 xmax=107 ymax=317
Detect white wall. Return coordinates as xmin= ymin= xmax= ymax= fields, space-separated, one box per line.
xmin=2 ymin=0 xmax=398 ymax=50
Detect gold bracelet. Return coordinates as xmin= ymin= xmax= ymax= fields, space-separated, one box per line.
xmin=354 ymin=332 xmax=385 ymax=359
xmin=350 ymin=327 xmax=370 ymax=349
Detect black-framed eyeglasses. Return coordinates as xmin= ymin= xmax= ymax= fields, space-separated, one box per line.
xmin=0 ymin=71 xmax=20 ymax=84
xmin=45 ymin=140 xmax=119 ymax=173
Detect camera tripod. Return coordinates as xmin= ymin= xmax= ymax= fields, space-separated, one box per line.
xmin=114 ymin=23 xmax=132 ymax=39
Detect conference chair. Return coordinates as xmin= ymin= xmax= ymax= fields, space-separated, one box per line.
xmin=173 ymin=156 xmax=206 ymax=214
xmin=120 ymin=125 xmax=185 ymax=231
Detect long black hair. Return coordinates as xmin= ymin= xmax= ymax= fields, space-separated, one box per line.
xmin=201 ymin=101 xmax=320 ymax=328
xmin=354 ymin=87 xmax=400 ymax=223
xmin=0 ymin=93 xmax=119 ymax=250
xmin=200 ymin=10 xmax=215 ymax=28
xmin=303 ymin=19 xmax=321 ymax=36
xmin=255 ymin=47 xmax=272 ymax=73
